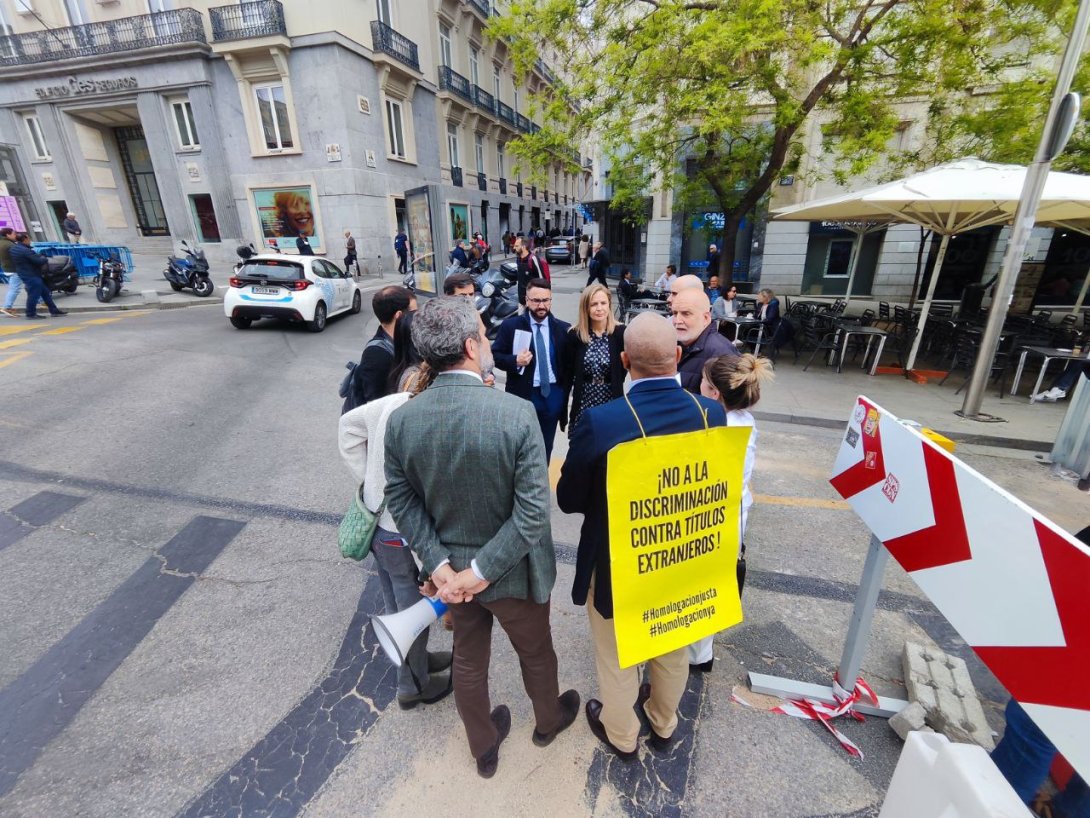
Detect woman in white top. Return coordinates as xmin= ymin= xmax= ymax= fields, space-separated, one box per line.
xmin=338 ymin=361 xmax=454 ymax=709
xmin=687 ymin=352 xmax=775 ymax=673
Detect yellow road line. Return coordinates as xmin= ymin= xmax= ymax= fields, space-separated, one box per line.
xmin=0 ymin=337 xmax=33 ymax=350
xmin=0 ymin=350 xmax=32 ymax=369
xmin=754 ymin=493 xmax=850 ymax=510
xmin=36 ymin=326 xmax=85 ymax=336
xmin=0 ymin=325 xmax=38 ymax=337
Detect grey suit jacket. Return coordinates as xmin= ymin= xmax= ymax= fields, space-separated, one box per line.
xmin=383 ymin=371 xmax=556 ymax=604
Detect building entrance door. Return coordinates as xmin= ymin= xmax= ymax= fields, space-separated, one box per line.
xmin=115 ymin=126 xmax=169 ymax=236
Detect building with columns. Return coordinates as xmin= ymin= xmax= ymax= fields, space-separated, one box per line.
xmin=0 ymin=0 xmax=591 ymax=269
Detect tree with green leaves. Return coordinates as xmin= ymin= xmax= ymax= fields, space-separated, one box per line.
xmin=490 ymin=0 xmax=1085 ymax=286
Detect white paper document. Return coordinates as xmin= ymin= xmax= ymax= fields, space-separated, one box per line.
xmin=513 ymin=329 xmax=532 ymax=375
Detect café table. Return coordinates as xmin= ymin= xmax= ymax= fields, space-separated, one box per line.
xmin=1010 ymin=345 xmax=1089 ymax=404
xmin=719 ymin=316 xmax=765 ymax=354
xmin=833 ymin=320 xmax=888 ymax=375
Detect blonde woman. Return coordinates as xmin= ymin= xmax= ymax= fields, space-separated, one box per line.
xmin=561 ymin=283 xmax=627 ymax=432
xmin=688 ymin=352 xmax=774 ymax=673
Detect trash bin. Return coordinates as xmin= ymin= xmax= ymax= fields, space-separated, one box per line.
xmin=1050 ymin=371 xmax=1090 ymax=491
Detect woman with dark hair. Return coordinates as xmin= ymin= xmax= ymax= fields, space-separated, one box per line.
xmin=688 ymin=353 xmax=774 ymax=673
xmin=562 ymin=283 xmax=626 ymax=432
xmin=386 ymin=311 xmax=423 ymax=394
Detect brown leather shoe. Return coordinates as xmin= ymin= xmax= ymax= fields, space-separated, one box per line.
xmin=476 ymin=705 xmax=511 ymax=779
xmin=532 ymin=689 xmax=580 ymax=747
xmin=585 ymin=699 xmax=637 ymax=761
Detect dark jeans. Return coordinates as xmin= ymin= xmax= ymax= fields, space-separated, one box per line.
xmin=992 ymin=700 xmax=1089 ymax=816
xmin=370 ymin=525 xmax=431 ymax=697
xmin=23 ymin=276 xmax=59 ymax=317
xmin=449 ymin=596 xmax=563 ymax=758
xmin=529 ymin=383 xmax=565 ymax=463
xmin=397 ymin=249 xmax=407 ymax=274
xmin=586 ymin=271 xmax=607 ymax=288
xmin=1053 ymin=361 xmax=1090 ymax=393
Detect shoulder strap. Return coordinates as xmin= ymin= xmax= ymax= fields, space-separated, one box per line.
xmin=365 ymin=336 xmax=395 ymax=356
xmin=624 ymin=388 xmax=709 ymax=438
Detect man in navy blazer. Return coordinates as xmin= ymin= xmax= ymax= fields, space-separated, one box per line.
xmin=492 ymin=277 xmax=571 ymax=462
xmin=557 ymin=313 xmax=727 ymax=761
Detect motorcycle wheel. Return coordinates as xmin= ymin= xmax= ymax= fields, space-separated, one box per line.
xmin=169 ymin=282 xmax=184 ymax=292
xmin=64 ymin=283 xmax=78 ymax=294
xmin=194 ymin=278 xmax=214 ymax=297
xmin=96 ymin=278 xmax=119 ymax=303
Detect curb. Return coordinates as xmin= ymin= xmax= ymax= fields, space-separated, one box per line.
xmin=753 ymin=410 xmax=1052 ymax=453
xmin=53 ymin=298 xmax=223 ymax=314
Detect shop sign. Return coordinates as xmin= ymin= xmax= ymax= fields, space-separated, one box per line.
xmin=34 ymin=76 xmax=139 ymax=100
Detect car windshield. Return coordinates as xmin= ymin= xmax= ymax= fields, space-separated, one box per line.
xmin=239 ymin=260 xmax=303 ymax=280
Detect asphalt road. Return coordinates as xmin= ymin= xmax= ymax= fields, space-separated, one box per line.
xmin=0 ymin=268 xmax=1078 ymax=817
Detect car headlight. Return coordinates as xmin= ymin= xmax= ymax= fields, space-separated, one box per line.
xmin=482 ymin=282 xmax=495 ymax=298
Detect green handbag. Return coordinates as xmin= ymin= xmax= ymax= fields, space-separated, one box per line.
xmin=338 ymin=485 xmax=387 ymax=561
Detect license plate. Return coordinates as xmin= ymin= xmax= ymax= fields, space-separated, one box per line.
xmin=252 ymin=286 xmax=280 ymax=294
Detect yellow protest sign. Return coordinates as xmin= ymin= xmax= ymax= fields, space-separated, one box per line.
xmin=607 ymin=426 xmax=750 ymax=668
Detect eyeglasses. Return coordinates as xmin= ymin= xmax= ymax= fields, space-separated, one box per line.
xmin=527 ymin=297 xmax=552 ymax=305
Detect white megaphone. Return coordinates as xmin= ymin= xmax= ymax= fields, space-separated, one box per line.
xmin=372 ymin=596 xmax=449 ymax=666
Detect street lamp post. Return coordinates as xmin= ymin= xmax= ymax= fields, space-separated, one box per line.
xmin=959 ymin=0 xmax=1090 ymax=420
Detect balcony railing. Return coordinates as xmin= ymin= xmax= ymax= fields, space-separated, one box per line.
xmin=451 ymin=167 xmax=464 ymax=187
xmin=465 ymin=0 xmax=491 ymax=18
xmin=370 ymin=20 xmax=420 ymax=72
xmin=472 ymin=85 xmax=496 ymax=115
xmin=516 ymin=181 xmax=523 ymax=197
xmin=499 ymin=178 xmax=507 ymax=194
xmin=497 ymin=102 xmax=517 ymax=128
xmin=0 ymin=8 xmax=205 ymax=66
xmin=438 ymin=65 xmax=474 ymax=105
xmin=531 ymin=185 xmax=537 ymax=200
xmin=516 ymin=113 xmax=531 ymax=133
xmin=477 ymin=172 xmax=487 ymax=191
xmin=211 ymin=0 xmax=285 ymax=42
xmin=534 ymin=58 xmax=556 ymax=85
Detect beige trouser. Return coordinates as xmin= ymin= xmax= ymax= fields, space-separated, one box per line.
xmin=587 ymin=582 xmax=689 ymax=753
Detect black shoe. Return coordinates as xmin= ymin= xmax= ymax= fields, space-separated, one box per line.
xmin=396 ymin=671 xmax=452 ymax=710
xmin=689 ymin=659 xmax=713 ymax=674
xmin=532 ymin=689 xmax=580 ymax=747
xmin=427 ymin=651 xmax=452 ymax=673
xmin=49 ymin=310 xmax=68 ymax=316
xmin=634 ymin=683 xmax=676 ymax=753
xmin=25 ymin=314 xmax=46 ymax=320
xmin=476 ymin=705 xmax=511 ymax=779
xmin=585 ymin=699 xmax=637 ymax=762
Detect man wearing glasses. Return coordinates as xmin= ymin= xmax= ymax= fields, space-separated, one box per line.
xmin=492 ymin=278 xmax=571 ymax=462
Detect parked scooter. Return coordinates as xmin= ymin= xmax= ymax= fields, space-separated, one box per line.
xmin=44 ymin=255 xmax=79 ymax=295
xmin=93 ymin=253 xmax=126 ymax=303
xmin=476 ymin=261 xmax=519 ymax=339
xmin=164 ymin=240 xmax=214 ymax=297
xmin=235 ymin=242 xmax=256 ymax=273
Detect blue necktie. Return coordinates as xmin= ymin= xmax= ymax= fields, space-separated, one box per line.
xmin=535 ymin=323 xmax=551 ymax=397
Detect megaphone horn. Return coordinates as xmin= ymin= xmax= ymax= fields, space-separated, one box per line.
xmin=372 ymin=596 xmax=449 ymax=667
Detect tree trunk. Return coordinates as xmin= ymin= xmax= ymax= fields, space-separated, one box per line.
xmin=717 ymin=212 xmax=744 ymax=292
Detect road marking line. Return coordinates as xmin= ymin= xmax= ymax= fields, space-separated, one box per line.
xmin=754 ymin=493 xmax=850 ymax=510
xmin=0 ymin=350 xmax=32 ymax=369
xmin=35 ymin=326 xmax=85 ymax=336
xmin=0 ymin=325 xmax=38 ymax=337
xmin=0 ymin=338 xmax=33 ymax=350
xmin=80 ymin=317 xmax=126 ymax=326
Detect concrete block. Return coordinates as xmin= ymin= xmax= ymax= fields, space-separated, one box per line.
xmin=889 ymin=702 xmax=927 ymax=741
xmin=141 ymin=290 xmax=160 ymax=304
xmin=901 ymin=642 xmax=993 ymax=751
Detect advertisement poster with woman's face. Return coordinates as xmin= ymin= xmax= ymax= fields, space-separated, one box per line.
xmin=254 ymin=187 xmax=320 ymax=251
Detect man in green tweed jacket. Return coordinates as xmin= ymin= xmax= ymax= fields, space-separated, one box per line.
xmin=384 ymin=297 xmax=579 ymax=779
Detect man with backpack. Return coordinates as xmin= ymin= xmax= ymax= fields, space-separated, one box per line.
xmin=341 ymin=286 xmax=415 ymax=413
xmin=394 ymin=228 xmax=408 ymax=275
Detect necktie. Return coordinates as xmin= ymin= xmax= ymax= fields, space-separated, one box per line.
xmin=535 ymin=322 xmax=551 ymax=397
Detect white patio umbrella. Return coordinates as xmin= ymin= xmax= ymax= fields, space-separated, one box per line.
xmin=773 ymin=157 xmax=1090 ymax=371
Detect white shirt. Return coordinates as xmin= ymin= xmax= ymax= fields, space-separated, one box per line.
xmin=338 ymin=391 xmax=413 ymax=534
xmin=530 ymin=318 xmax=556 ymax=387
xmin=727 ymin=408 xmax=757 ymax=549
xmin=654 ymin=272 xmax=677 ymax=290
xmin=712 ymin=297 xmax=738 ymax=320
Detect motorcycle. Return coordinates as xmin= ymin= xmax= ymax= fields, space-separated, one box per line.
xmin=43 ymin=255 xmax=79 ymax=295
xmin=92 ymin=253 xmax=127 ymax=303
xmin=475 ymin=260 xmax=519 ymax=339
xmin=164 ymin=240 xmax=214 ymax=297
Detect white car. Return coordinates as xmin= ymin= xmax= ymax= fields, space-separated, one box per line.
xmin=225 ymin=255 xmax=362 ymax=332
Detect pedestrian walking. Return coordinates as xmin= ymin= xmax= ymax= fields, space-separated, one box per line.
xmin=62 ymin=212 xmax=82 ymax=244
xmin=557 ymin=312 xmax=727 ymax=761
xmin=586 ymin=242 xmax=609 ymax=288
xmin=0 ymin=227 xmax=22 ymax=318
xmin=395 ymin=228 xmax=408 ymax=274
xmin=343 ymin=230 xmax=358 ymax=275
xmin=707 ymin=243 xmax=720 ymax=281
xmin=10 ymin=233 xmax=66 ymax=320
xmin=578 ymin=234 xmax=590 ymax=269
xmin=384 ymin=296 xmax=579 ymax=779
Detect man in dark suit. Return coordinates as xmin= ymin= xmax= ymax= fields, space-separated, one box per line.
xmin=557 ymin=312 xmax=727 ymax=760
xmin=587 ymin=241 xmax=609 ymax=288
xmin=492 ymin=277 xmax=570 ymax=462
xmin=384 ymin=297 xmax=578 ymax=779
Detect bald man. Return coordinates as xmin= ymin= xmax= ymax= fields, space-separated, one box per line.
xmin=557 ymin=313 xmax=727 ymax=761
xmin=672 ymin=288 xmax=738 ymax=393
xmin=666 ymin=273 xmax=705 ymax=308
